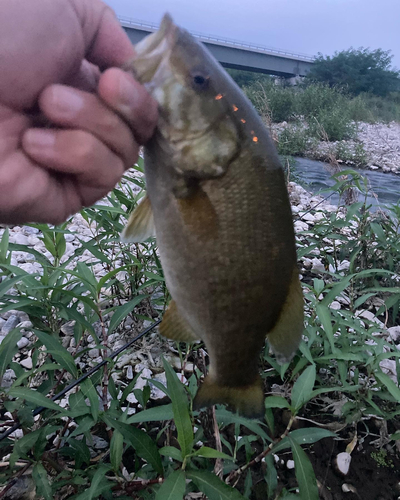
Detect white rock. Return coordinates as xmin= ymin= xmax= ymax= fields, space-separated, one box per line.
xmin=20 ymin=357 xmax=33 ymax=369
xmin=17 ymin=338 xmax=29 ymax=349
xmin=388 ymin=326 xmax=400 ymax=342
xmin=14 ymin=233 xmax=30 ymax=245
xmin=126 ymin=365 xmax=134 ymax=380
xmin=311 ymin=257 xmax=325 ymax=273
xmin=330 ymin=301 xmax=341 ymax=310
xmin=286 ymin=460 xmax=295 ymax=469
xmin=336 ymin=452 xmax=351 ymax=475
xmin=356 ymin=310 xmax=384 ymax=328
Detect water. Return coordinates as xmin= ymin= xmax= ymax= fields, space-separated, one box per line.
xmin=294 ymin=157 xmax=400 ymax=209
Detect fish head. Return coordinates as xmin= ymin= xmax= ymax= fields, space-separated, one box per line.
xmin=127 ymin=13 xmax=242 ymax=180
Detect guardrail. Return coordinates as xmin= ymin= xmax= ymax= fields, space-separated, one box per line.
xmin=118 ymin=15 xmax=315 ymax=63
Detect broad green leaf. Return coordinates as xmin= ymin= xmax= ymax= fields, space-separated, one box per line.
xmin=8 ymin=387 xmax=62 ymax=412
xmin=10 ymin=429 xmax=42 ymax=468
xmin=289 ymin=436 xmax=319 ymax=500
xmin=264 ymin=396 xmax=291 ymax=409
xmin=390 ymin=431 xmax=400 ymax=441
xmin=159 ymin=446 xmax=183 ymax=462
xmin=192 ymin=446 xmax=233 ymax=461
xmin=103 ymin=416 xmax=163 ymax=475
xmin=187 ymin=470 xmax=246 ymax=500
xmin=68 ymin=438 xmax=91 ymax=469
xmin=375 ymin=371 xmax=400 ymax=401
xmin=33 ymin=463 xmax=53 ymax=500
xmin=110 ymin=429 xmax=124 ymax=472
xmin=77 ymin=465 xmax=112 ymax=500
xmin=316 ymin=304 xmax=337 ymax=354
xmin=34 ymin=330 xmax=78 ymax=377
xmin=0 ymin=227 xmax=9 ymax=261
xmin=81 ymin=378 xmax=99 ymax=422
xmin=291 ymin=365 xmax=316 ymax=411
xmin=273 ymin=428 xmax=336 ymax=453
xmin=215 ymin=408 xmax=271 ymax=441
xmin=155 ymin=470 xmax=186 ymax=500
xmin=0 ymin=328 xmax=22 ymax=380
xmin=265 ymin=454 xmax=278 ymax=499
xmin=162 ymin=358 xmax=193 ymax=459
xmin=68 ymin=416 xmax=95 ymax=438
xmin=0 ymin=275 xmax=25 ymax=297
xmin=107 ymin=294 xmax=147 ymax=335
xmin=127 ymin=404 xmax=174 ymax=423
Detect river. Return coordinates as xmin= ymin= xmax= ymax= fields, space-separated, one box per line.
xmin=294 ymin=157 xmax=400 ymax=210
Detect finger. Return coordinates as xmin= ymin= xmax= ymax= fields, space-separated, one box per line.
xmin=38 ymin=84 xmax=139 ymax=168
xmin=70 ymin=1 xmax=135 ymax=68
xmin=22 ymin=128 xmax=130 ymax=190
xmin=65 ymin=60 xmax=101 ymax=93
xmin=98 ymin=68 xmax=158 ymax=144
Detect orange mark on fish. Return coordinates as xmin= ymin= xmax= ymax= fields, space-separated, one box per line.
xmin=240 ymin=118 xmax=246 ymax=123
xmin=232 ymin=105 xmax=238 ymax=111
xmin=253 ymin=136 xmax=259 ymax=143
xmin=215 ymin=94 xmax=224 ymax=100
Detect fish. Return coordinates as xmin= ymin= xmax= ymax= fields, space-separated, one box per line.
xmin=122 ymin=14 xmax=304 ymax=418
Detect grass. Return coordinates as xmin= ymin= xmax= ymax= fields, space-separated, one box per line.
xmin=0 ymin=164 xmax=399 ymax=499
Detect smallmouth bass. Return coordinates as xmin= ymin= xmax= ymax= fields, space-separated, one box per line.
xmin=122 ymin=14 xmax=304 ymax=418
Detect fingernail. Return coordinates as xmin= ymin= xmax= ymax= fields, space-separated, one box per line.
xmin=24 ymin=130 xmax=55 ymax=149
xmin=50 ymin=87 xmax=84 ymax=117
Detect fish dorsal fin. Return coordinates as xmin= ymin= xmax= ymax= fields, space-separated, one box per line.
xmin=159 ymin=300 xmax=201 ymax=342
xmin=267 ymin=269 xmax=304 ymax=364
xmin=121 ymin=195 xmax=155 ymax=243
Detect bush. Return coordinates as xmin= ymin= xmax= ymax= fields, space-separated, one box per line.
xmin=245 ymin=80 xmax=297 ymax=123
xmin=307 ymin=107 xmax=356 ymax=142
xmin=277 ymin=124 xmax=311 ymax=156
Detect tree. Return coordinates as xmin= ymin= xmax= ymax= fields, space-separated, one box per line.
xmin=306 ymin=48 xmax=400 ymax=97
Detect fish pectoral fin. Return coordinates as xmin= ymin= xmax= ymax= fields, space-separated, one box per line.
xmin=159 ymin=300 xmax=201 ymax=342
xmin=267 ymin=269 xmax=304 ymax=364
xmin=121 ymin=195 xmax=155 ymax=243
xmin=193 ymin=375 xmax=264 ymax=419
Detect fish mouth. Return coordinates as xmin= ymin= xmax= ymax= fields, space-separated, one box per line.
xmin=127 ymin=13 xmax=177 ymax=85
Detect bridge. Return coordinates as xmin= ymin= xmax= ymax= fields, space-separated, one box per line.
xmin=119 ymin=16 xmax=314 ymax=78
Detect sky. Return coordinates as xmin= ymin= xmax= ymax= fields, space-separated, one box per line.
xmin=105 ymin=0 xmax=400 ymax=69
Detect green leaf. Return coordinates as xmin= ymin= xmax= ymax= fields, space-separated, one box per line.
xmin=103 ymin=416 xmax=163 ymax=475
xmin=264 ymin=396 xmax=291 ymax=409
xmin=375 ymin=370 xmax=400 ymax=401
xmin=155 ymin=470 xmax=186 ymax=500
xmin=107 ymin=295 xmax=147 ymax=335
xmin=162 ymin=358 xmax=193 ymax=459
xmin=68 ymin=438 xmax=91 ymax=469
xmin=81 ymin=378 xmax=99 ymax=422
xmin=0 ymin=228 xmax=9 ymax=262
xmin=192 ymin=446 xmax=234 ymax=460
xmin=159 ymin=446 xmax=183 ymax=462
xmin=110 ymin=429 xmax=124 ymax=472
xmin=215 ymin=408 xmax=271 ymax=441
xmin=34 ymin=330 xmax=78 ymax=377
xmin=273 ymin=428 xmax=336 ymax=453
xmin=390 ymin=431 xmax=400 ymax=441
xmin=187 ymin=470 xmax=246 ymax=500
xmin=289 ymin=436 xmax=319 ymax=500
xmin=127 ymin=404 xmax=174 ymax=423
xmin=10 ymin=429 xmax=42 ymax=468
xmin=316 ymin=304 xmax=337 ymax=354
xmin=265 ymin=454 xmax=278 ymax=499
xmin=0 ymin=328 xmax=22 ymax=380
xmin=291 ymin=365 xmax=316 ymax=411
xmin=68 ymin=416 xmax=95 ymax=438
xmin=77 ymin=465 xmax=112 ymax=500
xmin=32 ymin=463 xmax=53 ymax=500
xmin=8 ymin=387 xmax=62 ymax=412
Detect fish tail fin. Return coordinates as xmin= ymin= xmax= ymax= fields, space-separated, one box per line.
xmin=193 ymin=375 xmax=264 ymax=419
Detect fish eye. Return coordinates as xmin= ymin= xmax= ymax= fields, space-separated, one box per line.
xmin=191 ymin=73 xmax=210 ymax=90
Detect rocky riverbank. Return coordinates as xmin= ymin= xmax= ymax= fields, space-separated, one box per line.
xmin=0 ymin=177 xmax=398 ymax=399
xmin=273 ymin=121 xmax=400 ymax=173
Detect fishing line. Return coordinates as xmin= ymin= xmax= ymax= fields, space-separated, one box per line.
xmin=0 ymin=319 xmax=161 ymax=442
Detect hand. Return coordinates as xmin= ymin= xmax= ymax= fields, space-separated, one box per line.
xmin=0 ymin=0 xmax=158 ymax=225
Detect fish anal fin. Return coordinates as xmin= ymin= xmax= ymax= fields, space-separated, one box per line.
xmin=121 ymin=195 xmax=155 ymax=243
xmin=267 ymin=269 xmax=304 ymax=364
xmin=159 ymin=300 xmax=200 ymax=342
xmin=193 ymin=375 xmax=264 ymax=419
